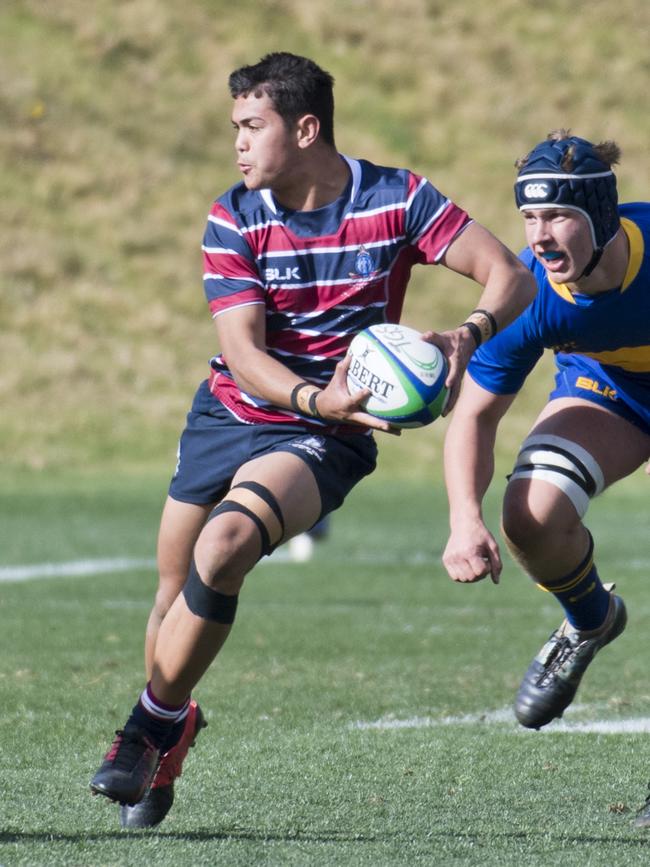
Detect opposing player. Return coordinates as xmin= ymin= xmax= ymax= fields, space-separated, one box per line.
xmin=442 ymin=130 xmax=650 ymax=818
xmin=89 ymin=52 xmax=535 ymax=828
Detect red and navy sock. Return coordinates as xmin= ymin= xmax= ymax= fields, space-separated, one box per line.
xmin=539 ymin=533 xmax=610 ymax=632
xmin=126 ymin=682 xmax=190 ymax=750
xmin=160 ymin=711 xmax=191 ymax=754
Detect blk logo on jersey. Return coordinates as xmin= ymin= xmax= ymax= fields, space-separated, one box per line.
xmin=265 ymin=266 xmax=301 ymax=282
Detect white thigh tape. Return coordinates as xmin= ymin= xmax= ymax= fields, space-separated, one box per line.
xmin=509 ymin=433 xmax=605 ymax=518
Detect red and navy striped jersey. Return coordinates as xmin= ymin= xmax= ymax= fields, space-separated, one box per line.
xmin=202 ymin=155 xmax=471 ymax=425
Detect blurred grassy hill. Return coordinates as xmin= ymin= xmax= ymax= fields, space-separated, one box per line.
xmin=2 ymin=0 xmax=649 ymax=478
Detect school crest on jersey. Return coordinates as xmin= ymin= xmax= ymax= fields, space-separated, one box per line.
xmin=349 ymin=246 xmax=378 ymax=280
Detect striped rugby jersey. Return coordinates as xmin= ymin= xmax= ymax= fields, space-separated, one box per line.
xmin=202 ymin=155 xmax=470 ymax=426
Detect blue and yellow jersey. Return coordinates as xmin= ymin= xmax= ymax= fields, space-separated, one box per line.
xmin=468 ymin=202 xmax=650 ymax=428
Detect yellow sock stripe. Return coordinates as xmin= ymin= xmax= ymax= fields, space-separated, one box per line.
xmin=535 ymin=555 xmax=594 ymax=594
xmin=569 ymin=580 xmax=596 ymax=603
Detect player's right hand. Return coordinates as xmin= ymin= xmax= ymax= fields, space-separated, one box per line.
xmin=442 ymin=519 xmax=502 ymax=585
xmin=316 ymin=355 xmax=401 ymax=435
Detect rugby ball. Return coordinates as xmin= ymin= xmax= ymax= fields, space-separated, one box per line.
xmin=346 ymin=323 xmax=449 ymax=428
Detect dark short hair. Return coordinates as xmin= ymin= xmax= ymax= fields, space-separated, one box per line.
xmin=228 ymin=52 xmax=335 ymax=146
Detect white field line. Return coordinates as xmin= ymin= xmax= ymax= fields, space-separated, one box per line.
xmin=352 ymin=707 xmax=650 ymax=735
xmin=549 ymin=718 xmax=650 ymax=733
xmin=0 ymin=557 xmax=157 ymax=582
xmin=0 ymin=548 xmax=300 ymax=582
xmin=353 ymin=708 xmax=514 ymax=730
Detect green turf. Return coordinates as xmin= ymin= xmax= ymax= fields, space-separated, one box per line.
xmin=1 ymin=471 xmax=649 ymax=865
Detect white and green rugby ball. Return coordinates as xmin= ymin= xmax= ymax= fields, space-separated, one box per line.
xmin=347 ymin=323 xmax=449 ymax=428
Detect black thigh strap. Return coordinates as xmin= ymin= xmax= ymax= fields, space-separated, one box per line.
xmin=231 ymin=481 xmax=285 ymax=537
xmin=206 ymin=499 xmax=272 ymax=556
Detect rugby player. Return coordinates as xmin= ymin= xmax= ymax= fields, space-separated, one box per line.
xmin=441 ymin=130 xmax=650 ymax=823
xmin=89 ymin=51 xmax=535 ymax=827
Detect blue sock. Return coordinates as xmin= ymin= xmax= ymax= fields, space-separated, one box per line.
xmin=539 ymin=534 xmax=610 ymax=632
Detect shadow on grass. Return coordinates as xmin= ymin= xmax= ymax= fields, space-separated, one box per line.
xmin=0 ymin=828 xmax=648 ymax=847
xmin=0 ymin=829 xmax=380 ymax=844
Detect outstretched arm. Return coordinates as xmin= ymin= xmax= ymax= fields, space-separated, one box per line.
xmin=426 ymin=223 xmax=535 ymax=413
xmin=442 ymin=375 xmax=516 ymax=585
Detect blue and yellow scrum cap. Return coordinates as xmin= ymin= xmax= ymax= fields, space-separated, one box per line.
xmin=514 ymin=134 xmax=620 ymax=261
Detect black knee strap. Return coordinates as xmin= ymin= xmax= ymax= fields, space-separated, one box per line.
xmin=182 ymin=559 xmax=239 ymax=623
xmin=206 ymin=482 xmax=285 ymax=556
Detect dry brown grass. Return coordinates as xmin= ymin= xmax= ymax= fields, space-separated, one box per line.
xmin=1 ymin=0 xmax=648 ymax=473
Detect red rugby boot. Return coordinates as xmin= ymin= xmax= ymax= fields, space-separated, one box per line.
xmin=119 ymin=700 xmax=207 ymax=828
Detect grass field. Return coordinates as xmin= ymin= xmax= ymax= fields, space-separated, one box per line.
xmin=3 ymin=4 xmax=650 ymax=863
xmin=1 ymin=469 xmax=650 ymax=866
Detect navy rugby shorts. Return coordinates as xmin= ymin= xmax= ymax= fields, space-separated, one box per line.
xmin=168 ymin=380 xmax=378 ymax=518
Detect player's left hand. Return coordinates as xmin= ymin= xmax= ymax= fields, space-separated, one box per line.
xmin=420 ymin=327 xmax=475 ymax=415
